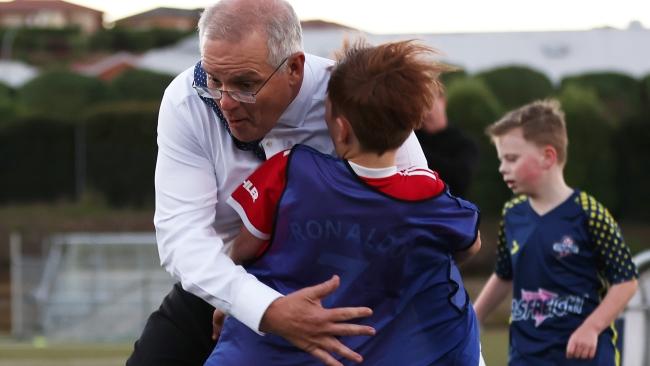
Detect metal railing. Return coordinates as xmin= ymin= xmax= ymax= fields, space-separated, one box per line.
xmin=622 ymin=250 xmax=650 ymax=366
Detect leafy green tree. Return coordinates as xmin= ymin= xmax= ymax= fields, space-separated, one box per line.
xmin=0 ymin=117 xmax=76 ymax=203
xmin=477 ymin=65 xmax=555 ymax=110
xmin=614 ymin=118 xmax=650 ymax=219
xmin=440 ymin=67 xmax=467 ymax=89
xmin=0 ymin=83 xmax=15 ymax=128
xmin=16 ymin=70 xmax=107 ymax=121
xmin=558 ymin=85 xmax=617 ymax=212
xmin=446 ymin=77 xmax=509 ymax=214
xmin=640 ymin=73 xmax=650 ymax=120
xmin=108 ymin=69 xmax=174 ymax=101
xmin=84 ymin=102 xmax=159 ymax=207
xmin=560 ymin=72 xmax=643 ymax=127
xmin=613 ymin=73 xmax=650 ymax=219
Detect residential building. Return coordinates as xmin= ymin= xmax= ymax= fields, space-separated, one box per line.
xmin=0 ymin=0 xmax=103 ymax=34
xmin=113 ymin=7 xmax=201 ymax=31
xmin=72 ymin=52 xmax=140 ymax=81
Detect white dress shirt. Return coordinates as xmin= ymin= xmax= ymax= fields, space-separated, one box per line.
xmin=154 ymin=53 xmax=427 ymax=333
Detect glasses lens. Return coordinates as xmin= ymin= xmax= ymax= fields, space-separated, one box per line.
xmin=231 ymin=91 xmax=255 ymax=104
xmin=194 ymin=85 xmax=256 ymax=103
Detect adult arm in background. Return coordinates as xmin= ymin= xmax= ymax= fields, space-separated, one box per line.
xmin=154 ymin=91 xmax=374 ymax=365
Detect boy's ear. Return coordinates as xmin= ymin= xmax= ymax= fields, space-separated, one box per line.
xmin=542 ymin=145 xmax=557 ymax=169
xmin=335 ymin=116 xmax=352 ymax=144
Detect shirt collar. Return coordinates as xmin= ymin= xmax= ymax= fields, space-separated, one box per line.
xmin=276 ymin=54 xmax=317 ymax=128
xmin=348 ymin=161 xmax=398 ymax=178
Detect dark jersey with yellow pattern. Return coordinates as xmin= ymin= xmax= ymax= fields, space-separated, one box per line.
xmin=494 ymin=190 xmax=638 ymax=365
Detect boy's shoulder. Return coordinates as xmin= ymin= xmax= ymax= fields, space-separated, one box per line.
xmin=572 ymin=190 xmax=617 ymax=223
xmin=501 ymin=194 xmax=529 ymax=216
xmin=291 ymin=143 xmax=336 ymax=159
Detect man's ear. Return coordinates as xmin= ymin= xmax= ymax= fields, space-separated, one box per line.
xmin=286 ymin=52 xmax=305 ymax=86
xmin=542 ymin=145 xmax=557 ymax=169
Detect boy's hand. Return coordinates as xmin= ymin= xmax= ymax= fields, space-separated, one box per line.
xmin=566 ymin=322 xmax=598 ymax=359
xmin=212 ymin=309 xmax=226 ymax=341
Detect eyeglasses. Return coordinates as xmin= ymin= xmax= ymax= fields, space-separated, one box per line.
xmin=193 ymin=57 xmax=289 ymax=104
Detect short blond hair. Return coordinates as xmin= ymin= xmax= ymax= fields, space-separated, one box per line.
xmin=486 ymin=99 xmax=568 ymax=164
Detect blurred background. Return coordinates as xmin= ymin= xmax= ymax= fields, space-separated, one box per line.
xmin=0 ymin=0 xmax=649 ymax=365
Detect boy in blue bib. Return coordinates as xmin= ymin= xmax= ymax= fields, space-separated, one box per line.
xmin=206 ymin=40 xmax=485 ymax=366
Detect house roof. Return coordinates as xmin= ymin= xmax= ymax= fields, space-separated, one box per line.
xmin=115 ymin=7 xmax=202 ymax=23
xmin=0 ymin=60 xmax=39 ymax=87
xmin=0 ymin=0 xmax=103 ymax=14
xmin=72 ymin=52 xmax=141 ymax=77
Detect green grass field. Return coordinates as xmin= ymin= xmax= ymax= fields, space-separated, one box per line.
xmin=0 ymin=328 xmax=509 ymax=365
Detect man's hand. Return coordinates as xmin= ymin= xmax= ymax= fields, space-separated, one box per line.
xmin=566 ymin=322 xmax=599 ymax=359
xmin=212 ymin=309 xmax=226 ymax=341
xmin=260 ymin=275 xmax=375 ymax=366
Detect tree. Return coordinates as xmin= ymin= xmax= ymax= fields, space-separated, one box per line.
xmin=17 ymin=70 xmax=107 ymax=122
xmin=477 ymin=65 xmax=555 ymax=110
xmin=446 ymin=77 xmax=509 ymax=214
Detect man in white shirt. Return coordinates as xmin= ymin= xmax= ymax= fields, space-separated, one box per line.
xmin=127 ymin=1 xmax=427 ymax=365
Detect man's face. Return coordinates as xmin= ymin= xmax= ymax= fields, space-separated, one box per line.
xmin=201 ymin=32 xmax=298 ymax=142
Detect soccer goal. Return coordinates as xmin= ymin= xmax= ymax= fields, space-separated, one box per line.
xmin=11 ymin=232 xmax=176 ymax=342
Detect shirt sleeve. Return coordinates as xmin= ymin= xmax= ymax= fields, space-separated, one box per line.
xmin=445 ymin=194 xmax=480 ymax=252
xmin=494 ymin=215 xmax=513 ymax=280
xmin=154 ymin=81 xmax=281 ymax=334
xmin=586 ymin=200 xmax=639 ymax=284
xmin=227 ymin=150 xmax=290 ymax=240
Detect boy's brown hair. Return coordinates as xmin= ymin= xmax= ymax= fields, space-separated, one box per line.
xmin=327 ymin=39 xmax=451 ymax=154
xmin=486 ymin=99 xmax=569 ymax=165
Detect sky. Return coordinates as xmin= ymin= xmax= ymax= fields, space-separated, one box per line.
xmin=23 ymin=0 xmax=650 ymax=34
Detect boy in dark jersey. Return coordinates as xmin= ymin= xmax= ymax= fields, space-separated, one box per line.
xmin=474 ymin=99 xmax=638 ymax=366
xmin=205 ymin=40 xmax=485 ymax=366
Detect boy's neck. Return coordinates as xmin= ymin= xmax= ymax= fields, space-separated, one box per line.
xmin=528 ymin=169 xmax=573 ymax=215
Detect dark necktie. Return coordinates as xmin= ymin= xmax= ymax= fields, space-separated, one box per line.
xmin=193 ymin=61 xmax=266 ymax=161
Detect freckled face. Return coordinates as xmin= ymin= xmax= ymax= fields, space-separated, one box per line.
xmin=493 ymin=127 xmax=546 ymax=195
xmin=201 ymin=32 xmax=294 ymax=142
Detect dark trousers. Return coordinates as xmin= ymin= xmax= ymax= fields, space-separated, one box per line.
xmin=127 ymin=282 xmax=217 ymax=366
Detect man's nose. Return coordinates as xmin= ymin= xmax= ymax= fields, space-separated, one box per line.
xmin=218 ymin=91 xmax=240 ymax=111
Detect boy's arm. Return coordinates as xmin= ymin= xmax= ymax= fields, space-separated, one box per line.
xmin=453 ymin=232 xmax=481 ymax=264
xmin=231 ymin=226 xmax=268 ymax=265
xmin=566 ymin=278 xmax=638 ymax=359
xmin=473 ymin=274 xmax=512 ymax=323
